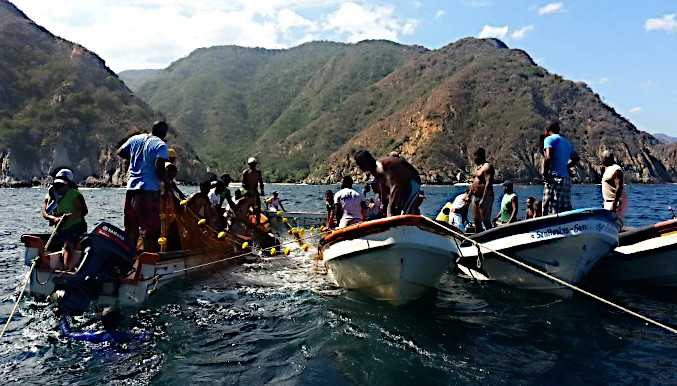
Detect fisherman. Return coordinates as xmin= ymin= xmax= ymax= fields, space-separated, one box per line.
xmin=168 ymin=148 xmax=177 ymax=164
xmin=219 ymin=174 xmax=235 ymax=210
xmin=267 ymin=191 xmax=286 ymax=212
xmin=525 ymin=197 xmax=537 ymax=219
xmin=117 ymin=120 xmax=169 ymax=252
xmin=436 ymin=188 xmax=470 ymax=232
xmin=542 ymin=121 xmax=580 ymax=215
xmin=186 ymin=181 xmax=215 ymax=224
xmin=353 ymin=150 xmax=421 ymax=216
xmin=162 ymin=162 xmax=186 ymax=203
xmin=242 ymin=157 xmax=265 ymax=225
xmin=494 ymin=180 xmax=518 ymax=226
xmin=470 ymin=148 xmax=495 ymax=233
xmin=42 ymin=168 xmax=88 ymax=270
xmin=324 ymin=190 xmax=336 ymax=228
xmin=59 ymin=307 xmax=137 ymax=345
xmin=601 ymin=150 xmax=628 ymax=222
xmin=334 ymin=176 xmax=366 ymax=228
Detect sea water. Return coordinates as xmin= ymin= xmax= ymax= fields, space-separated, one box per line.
xmin=0 ymin=184 xmax=675 ymax=384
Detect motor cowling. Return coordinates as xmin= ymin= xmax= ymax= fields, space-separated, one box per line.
xmin=52 ymin=222 xmax=134 ymax=316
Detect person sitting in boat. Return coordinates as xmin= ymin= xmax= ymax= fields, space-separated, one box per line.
xmin=470 ymin=148 xmax=495 ymax=233
xmin=59 ymin=307 xmax=139 ymax=345
xmin=601 ymin=150 xmax=628 ymax=223
xmin=493 ymin=180 xmax=518 ymax=226
xmin=365 ymin=198 xmax=380 ymax=220
xmin=324 ymin=190 xmax=336 ymax=229
xmin=353 ymin=150 xmax=421 ymax=216
xmin=436 ymin=188 xmax=470 ymax=232
xmin=334 ymin=176 xmax=366 ymax=228
xmin=42 ymin=169 xmax=88 ymax=270
xmin=525 ymin=197 xmax=536 ymax=219
xmin=186 ymin=181 xmax=217 ymax=225
xmin=266 ymin=191 xmax=286 ymax=212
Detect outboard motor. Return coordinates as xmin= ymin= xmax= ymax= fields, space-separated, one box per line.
xmin=52 ymin=222 xmax=135 ymax=316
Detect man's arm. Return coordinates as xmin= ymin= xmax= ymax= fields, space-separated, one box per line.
xmin=568 ymin=152 xmax=580 ymax=169
xmin=479 ymin=164 xmax=492 ymax=206
xmin=542 ymin=147 xmax=553 ymax=176
xmin=612 ymin=169 xmax=624 ymax=210
xmin=259 ymin=174 xmax=265 ymax=196
xmin=155 ymin=157 xmax=169 ymax=188
xmin=334 ymin=203 xmax=343 ymax=224
xmin=509 ymin=196 xmax=518 ymax=223
xmin=360 ymin=201 xmax=367 ymax=221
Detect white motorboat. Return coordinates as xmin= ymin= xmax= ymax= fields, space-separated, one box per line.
xmin=319 ymin=215 xmax=461 ymax=305
xmin=457 ymin=208 xmax=620 ymax=297
xmin=588 ymin=218 xmax=677 ymax=287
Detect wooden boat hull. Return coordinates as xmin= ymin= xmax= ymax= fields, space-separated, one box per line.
xmin=458 ymin=208 xmax=620 ymax=297
xmin=320 ymin=215 xmax=461 ymax=305
xmin=588 ymin=219 xmax=677 ymax=287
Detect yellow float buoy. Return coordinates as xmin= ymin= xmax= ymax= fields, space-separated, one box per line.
xmin=282 ymin=218 xmax=288 ymax=224
xmin=242 ymin=241 xmax=249 ymax=250
xmin=291 ymin=228 xmax=298 ymax=235
xmin=302 ymin=244 xmax=309 ymax=252
xmin=198 ymin=218 xmax=206 ymax=226
xmin=159 ymin=213 xmax=166 ymax=220
xmin=270 ymin=248 xmax=277 ymax=256
xmin=276 ymin=211 xmax=283 ymax=218
xmin=180 ymin=200 xmax=188 ymax=206
xmin=158 ymin=237 xmax=167 ymax=246
xmin=299 ymin=228 xmax=306 ymax=236
xmin=310 ymin=227 xmax=316 ymax=233
xmin=284 ymin=248 xmax=291 ymax=256
xmin=217 ymin=231 xmax=226 ymax=239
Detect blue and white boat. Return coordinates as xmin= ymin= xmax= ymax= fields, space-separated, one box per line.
xmin=457 ymin=208 xmax=620 ymax=297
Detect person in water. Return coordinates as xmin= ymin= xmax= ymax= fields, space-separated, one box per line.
xmin=542 ymin=121 xmax=580 ymax=215
xmin=525 ymin=197 xmax=537 ymax=219
xmin=353 ymin=150 xmax=422 ymax=216
xmin=117 ymin=120 xmax=169 ymax=252
xmin=242 ymin=157 xmax=265 ymax=225
xmin=494 ymin=180 xmax=518 ymax=226
xmin=324 ymin=190 xmax=336 ymax=229
xmin=601 ymin=150 xmax=628 ymax=223
xmin=59 ymin=307 xmax=136 ymax=345
xmin=42 ymin=169 xmax=88 ymax=270
xmin=266 ymin=191 xmax=286 ymax=212
xmin=470 ymin=148 xmax=495 ymax=233
xmin=334 ymin=176 xmax=366 ymax=228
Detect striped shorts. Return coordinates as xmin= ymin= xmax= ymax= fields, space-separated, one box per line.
xmin=543 ymin=177 xmax=572 ymax=215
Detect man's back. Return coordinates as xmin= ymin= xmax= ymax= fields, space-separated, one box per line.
xmin=334 ymin=188 xmax=364 ymax=219
xmin=544 ymin=134 xmax=574 ymax=177
xmin=242 ymin=168 xmax=262 ymax=192
xmin=122 ymin=133 xmax=168 ymax=190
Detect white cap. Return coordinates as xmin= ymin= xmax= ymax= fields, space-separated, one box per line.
xmin=247 ymin=157 xmax=258 ymax=164
xmin=55 ymin=168 xmax=74 ymax=182
xmin=53 ymin=178 xmax=69 ymax=185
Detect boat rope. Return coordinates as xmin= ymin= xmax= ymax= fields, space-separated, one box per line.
xmin=439 ymin=223 xmax=677 ymax=334
xmin=0 ymin=257 xmax=38 ymax=342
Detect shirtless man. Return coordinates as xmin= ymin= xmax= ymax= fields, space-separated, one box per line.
xmin=470 ymin=148 xmax=494 ymax=233
xmin=353 ymin=150 xmax=421 ymax=216
xmin=242 ymin=157 xmax=265 ymax=224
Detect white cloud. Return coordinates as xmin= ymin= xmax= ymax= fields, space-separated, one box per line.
xmin=413 ymin=1 xmax=422 ymax=9
xmin=629 ymin=107 xmax=642 ymax=114
xmin=510 ymin=25 xmax=534 ymax=40
xmin=324 ymin=2 xmax=419 ymax=43
xmin=636 ymin=80 xmax=658 ymax=88
xmin=598 ymin=77 xmax=608 ymax=84
xmin=645 ymin=14 xmax=677 ymax=33
xmin=538 ymin=2 xmax=564 ymax=16
xmin=435 ymin=10 xmax=446 ymax=19
xmin=9 ymin=0 xmax=418 ymax=72
xmin=478 ymin=25 xmax=509 ymax=39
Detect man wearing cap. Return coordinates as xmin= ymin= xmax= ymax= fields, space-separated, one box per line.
xmin=117 ymin=120 xmax=169 ymax=252
xmin=542 ymin=121 xmax=579 ymax=215
xmin=242 ymin=157 xmax=265 ymax=225
xmin=494 ymin=180 xmax=518 ymax=226
xmin=42 ymin=168 xmax=88 ymax=269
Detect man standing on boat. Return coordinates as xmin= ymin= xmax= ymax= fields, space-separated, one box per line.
xmin=353 ymin=150 xmax=422 ymax=216
xmin=334 ymin=176 xmax=367 ymax=228
xmin=494 ymin=180 xmax=518 ymax=226
xmin=242 ymin=157 xmax=265 ymax=225
xmin=601 ymin=150 xmax=628 ymax=222
xmin=470 ymin=148 xmax=495 ymax=233
xmin=117 ymin=120 xmax=169 ymax=252
xmin=542 ymin=121 xmax=579 ymax=215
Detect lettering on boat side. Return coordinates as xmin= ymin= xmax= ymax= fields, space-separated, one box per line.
xmin=532 ymin=223 xmax=588 ymax=239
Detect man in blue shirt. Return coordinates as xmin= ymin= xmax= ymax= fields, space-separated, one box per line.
xmin=117 ymin=120 xmax=169 ymax=252
xmin=542 ymin=121 xmax=580 ymax=215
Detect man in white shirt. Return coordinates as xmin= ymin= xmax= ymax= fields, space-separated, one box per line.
xmin=334 ymin=176 xmax=367 ymax=228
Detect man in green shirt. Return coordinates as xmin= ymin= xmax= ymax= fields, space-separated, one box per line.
xmin=494 ymin=180 xmax=518 ymax=226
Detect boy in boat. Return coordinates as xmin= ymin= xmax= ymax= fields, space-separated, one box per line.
xmin=42 ymin=168 xmax=88 ymax=270
xmin=242 ymin=157 xmax=265 ymax=225
xmin=334 ymin=176 xmax=367 ymax=228
xmin=324 ymin=190 xmax=336 ymax=228
xmin=470 ymin=148 xmax=495 ymax=233
xmin=525 ymin=197 xmax=537 ymax=219
xmin=353 ymin=150 xmax=421 ymax=217
xmin=601 ymin=150 xmax=628 ymax=222
xmin=117 ymin=120 xmax=170 ymax=252
xmin=542 ymin=121 xmax=580 ymax=215
xmin=266 ymin=191 xmax=286 ymax=212
xmin=493 ymin=180 xmax=518 ymax=226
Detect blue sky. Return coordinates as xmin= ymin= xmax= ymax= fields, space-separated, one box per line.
xmin=11 ymin=0 xmax=677 ymax=135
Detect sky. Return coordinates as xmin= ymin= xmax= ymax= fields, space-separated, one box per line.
xmin=9 ymin=0 xmax=677 ymax=136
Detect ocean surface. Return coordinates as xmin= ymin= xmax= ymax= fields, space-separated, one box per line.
xmin=0 ymin=184 xmax=675 ymax=385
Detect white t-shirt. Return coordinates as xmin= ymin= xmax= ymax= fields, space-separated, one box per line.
xmin=334 ymin=188 xmax=365 ymax=221
xmin=208 ymin=188 xmax=220 ymax=209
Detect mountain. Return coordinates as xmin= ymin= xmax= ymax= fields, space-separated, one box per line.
xmin=653 ymin=133 xmax=677 ymax=144
xmin=127 ymin=38 xmax=674 ymax=184
xmin=118 ymin=69 xmax=162 ymax=93
xmin=0 ymin=0 xmax=207 ymax=186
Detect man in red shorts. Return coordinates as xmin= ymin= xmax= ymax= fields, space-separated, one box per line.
xmin=117 ymin=121 xmax=169 ymax=252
